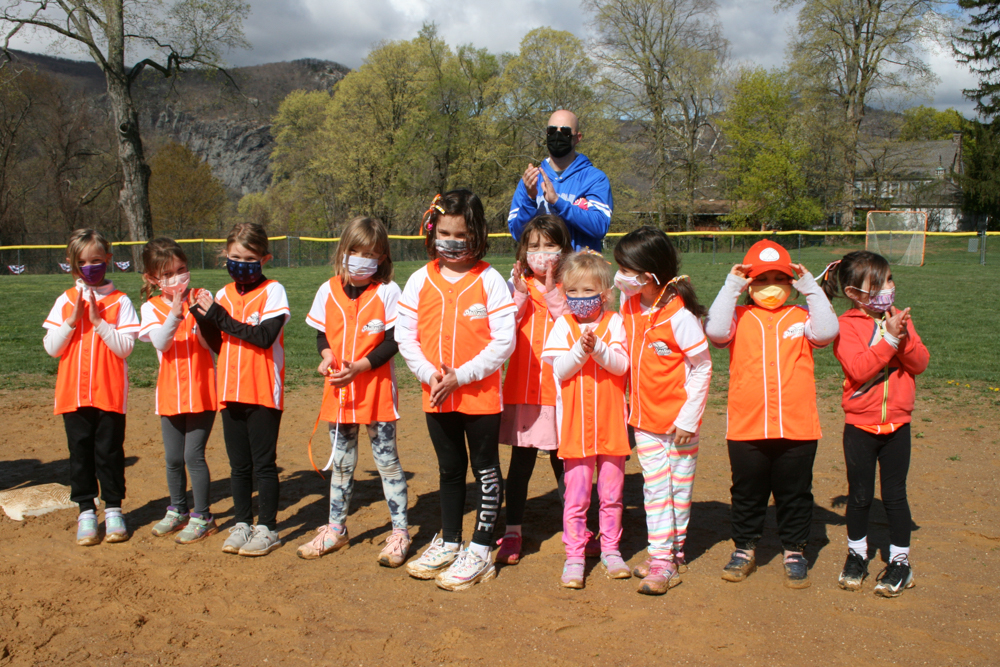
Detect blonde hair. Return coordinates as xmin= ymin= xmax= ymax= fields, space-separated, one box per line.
xmin=224 ymin=222 xmax=269 ymax=258
xmin=560 ymin=250 xmax=613 ymax=306
xmin=333 ymin=216 xmax=393 ymax=284
xmin=141 ymin=238 xmax=188 ymax=301
xmin=66 ymin=229 xmax=111 ymax=276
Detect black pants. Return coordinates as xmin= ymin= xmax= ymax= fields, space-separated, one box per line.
xmin=426 ymin=412 xmax=504 ymax=546
xmin=63 ymin=408 xmax=127 ymax=512
xmin=728 ymin=439 xmax=817 ymax=552
xmin=843 ymin=423 xmax=911 ymax=548
xmin=221 ymin=403 xmax=282 ymax=530
xmin=505 ymin=447 xmax=564 ymax=526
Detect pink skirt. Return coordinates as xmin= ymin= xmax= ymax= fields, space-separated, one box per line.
xmin=499 ymin=403 xmax=559 ymax=451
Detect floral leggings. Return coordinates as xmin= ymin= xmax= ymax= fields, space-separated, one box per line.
xmin=328 ymin=421 xmax=408 ymax=531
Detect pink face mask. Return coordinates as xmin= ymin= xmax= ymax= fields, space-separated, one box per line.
xmin=526 ymin=251 xmax=560 ymax=275
xmin=160 ymin=272 xmax=190 ymax=298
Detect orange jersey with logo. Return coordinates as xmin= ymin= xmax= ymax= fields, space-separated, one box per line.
xmin=503 ymin=277 xmax=558 ymax=407
xmin=397 ymin=260 xmax=517 ymax=414
xmin=44 ymin=287 xmax=140 ymax=415
xmin=542 ymin=311 xmax=631 ymax=459
xmin=139 ymin=296 xmax=218 ymax=416
xmin=621 ymin=295 xmax=709 ymax=434
xmin=724 ymin=304 xmax=821 ymax=441
xmin=306 ymin=278 xmax=400 ymax=424
xmin=215 ymin=280 xmax=290 ymax=410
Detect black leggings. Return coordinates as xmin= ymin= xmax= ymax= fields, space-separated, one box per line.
xmin=64 ymin=408 xmax=127 ymax=512
xmin=221 ymin=403 xmax=282 ymax=530
xmin=843 ymin=423 xmax=912 ymax=548
xmin=505 ymin=447 xmax=564 ymax=526
xmin=425 ymin=412 xmax=504 ymax=547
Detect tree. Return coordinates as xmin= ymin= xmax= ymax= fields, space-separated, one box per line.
xmin=959 ymin=120 xmax=1000 ymax=228
xmin=586 ymin=0 xmax=729 ymax=231
xmin=781 ymin=0 xmax=947 ymax=227
xmin=721 ymin=67 xmax=823 ymax=229
xmin=1 ymin=0 xmax=249 ymax=254
xmin=953 ymin=0 xmax=1000 ymax=119
xmin=148 ymin=141 xmax=226 ymax=234
xmin=899 ymin=105 xmax=965 ymax=140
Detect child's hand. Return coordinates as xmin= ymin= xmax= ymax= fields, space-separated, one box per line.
xmin=66 ymin=290 xmax=84 ymax=327
xmin=86 ymin=289 xmax=102 ymax=326
xmin=541 ymin=170 xmax=558 ymax=205
xmin=194 ymin=289 xmax=214 ymax=313
xmin=668 ymin=425 xmax=696 ymax=446
xmin=169 ymin=291 xmax=184 ymax=318
xmin=886 ymin=306 xmax=911 ymax=339
xmin=429 ymin=364 xmax=459 ymax=407
xmin=522 ymin=163 xmax=540 ymax=199
xmin=511 ymin=261 xmax=528 ymax=294
xmin=544 ymin=262 xmax=558 ymax=293
xmin=789 ymin=263 xmax=809 ymax=279
xmin=330 ymin=358 xmax=371 ymax=388
xmin=318 ymin=350 xmax=337 ymax=378
xmin=580 ymin=327 xmax=596 ymax=354
xmin=730 ymin=264 xmax=753 ymax=280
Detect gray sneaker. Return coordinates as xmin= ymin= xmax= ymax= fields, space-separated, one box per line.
xmin=238 ymin=525 xmax=282 ymax=557
xmin=222 ymin=522 xmax=254 ymax=554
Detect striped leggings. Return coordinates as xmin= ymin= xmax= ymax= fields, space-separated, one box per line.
xmin=634 ymin=428 xmax=699 ymax=561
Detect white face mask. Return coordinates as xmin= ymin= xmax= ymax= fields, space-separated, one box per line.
xmin=614 ymin=270 xmax=645 ymax=298
xmin=160 ymin=272 xmax=190 ymax=298
xmin=526 ymin=251 xmax=560 ymax=275
xmin=344 ymin=255 xmax=379 ymax=279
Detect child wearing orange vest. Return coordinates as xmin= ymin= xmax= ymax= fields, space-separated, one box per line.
xmin=822 ymin=251 xmax=928 ymax=597
xmin=138 ymin=238 xmax=221 ymax=545
xmin=43 ymin=229 xmax=141 ymax=546
xmin=297 ymin=216 xmax=411 ymax=568
xmin=541 ymin=250 xmax=631 ymax=589
xmin=705 ymin=239 xmax=839 ymax=588
xmin=613 ymin=227 xmax=712 ymax=595
xmin=397 ymin=190 xmax=517 ymax=591
xmin=192 ymin=223 xmax=289 ymax=557
xmin=495 ymin=214 xmax=573 ymax=566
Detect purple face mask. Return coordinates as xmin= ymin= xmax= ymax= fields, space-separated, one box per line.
xmin=856 ymin=286 xmax=895 ymax=313
xmin=566 ymin=294 xmax=602 ymax=320
xmin=79 ymin=262 xmax=107 ymax=286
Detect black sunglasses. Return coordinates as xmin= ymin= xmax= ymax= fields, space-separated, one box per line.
xmin=546 ymin=125 xmax=575 ymax=138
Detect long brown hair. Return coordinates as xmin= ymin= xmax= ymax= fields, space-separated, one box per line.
xmin=141 ymin=238 xmax=188 ymax=301
xmin=515 ymin=214 xmax=572 ymax=279
xmin=613 ymin=226 xmax=706 ymax=317
xmin=422 ymin=189 xmax=489 ymax=261
xmin=333 ymin=216 xmax=394 ymax=284
xmin=821 ymin=250 xmax=891 ymax=305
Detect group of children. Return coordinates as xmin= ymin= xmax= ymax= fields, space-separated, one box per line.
xmin=43 ymin=187 xmax=928 ymax=598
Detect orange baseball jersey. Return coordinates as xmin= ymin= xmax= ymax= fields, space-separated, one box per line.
xmin=215 ymin=280 xmax=290 ymax=410
xmin=621 ymin=294 xmax=709 ymax=434
xmin=541 ymin=311 xmax=631 ymax=459
xmin=723 ymin=304 xmax=822 ymax=441
xmin=397 ymin=260 xmax=517 ymax=414
xmin=139 ymin=296 xmax=218 ymax=416
xmin=43 ymin=285 xmax=140 ymax=415
xmin=503 ymin=276 xmax=559 ymax=407
xmin=306 ymin=278 xmax=401 ymax=424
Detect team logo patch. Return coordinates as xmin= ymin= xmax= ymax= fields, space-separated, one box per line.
xmin=362 ymin=319 xmax=385 ymax=334
xmin=463 ymin=303 xmax=488 ymax=320
xmin=759 ymin=247 xmax=780 ymax=262
xmin=246 ymin=312 xmax=261 ymax=326
xmin=783 ymin=322 xmax=805 ymax=339
xmin=649 ymin=341 xmax=673 ymax=356
xmin=573 ymin=197 xmax=590 ymax=210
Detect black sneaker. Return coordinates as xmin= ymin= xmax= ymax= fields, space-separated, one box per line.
xmin=721 ymin=550 xmax=756 ymax=583
xmin=783 ymin=553 xmax=810 ymax=589
xmin=838 ymin=550 xmax=869 ymax=591
xmin=874 ymin=555 xmax=915 ymax=598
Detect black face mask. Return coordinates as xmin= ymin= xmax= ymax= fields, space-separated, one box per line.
xmin=546 ymin=132 xmax=574 ymax=159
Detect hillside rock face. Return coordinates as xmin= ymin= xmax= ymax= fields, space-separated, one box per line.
xmin=154 ymin=108 xmax=273 ymax=194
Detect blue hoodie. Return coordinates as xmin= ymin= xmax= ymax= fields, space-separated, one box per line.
xmin=507 ymin=153 xmax=613 ymax=251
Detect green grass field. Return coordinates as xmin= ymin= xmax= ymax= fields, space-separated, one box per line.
xmin=2 ymin=243 xmax=998 ymax=394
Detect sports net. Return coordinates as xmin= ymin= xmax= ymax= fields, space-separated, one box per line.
xmin=866 ymin=211 xmax=928 ymax=266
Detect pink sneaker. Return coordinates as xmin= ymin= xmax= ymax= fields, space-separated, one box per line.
xmin=496 ymin=532 xmax=522 ymax=565
xmin=675 ymin=551 xmax=689 ymax=573
xmin=296 ymin=523 xmax=349 ymax=560
xmin=637 ymin=559 xmax=681 ymax=595
xmin=377 ymin=529 xmax=411 ymax=568
xmin=560 ymin=561 xmax=585 ymax=589
xmin=633 ymin=556 xmax=652 ymax=579
xmin=601 ymin=552 xmax=632 ymax=579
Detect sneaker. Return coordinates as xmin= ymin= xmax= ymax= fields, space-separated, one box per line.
xmin=838 ymin=550 xmax=869 ymax=591
xmin=633 ymin=556 xmax=652 ymax=579
xmin=175 ymin=515 xmax=218 ymax=545
xmin=496 ymin=532 xmax=523 ymax=565
xmin=874 ymin=556 xmax=915 ymax=598
xmin=76 ymin=513 xmax=100 ymax=547
xmin=435 ymin=548 xmax=496 ymax=591
xmin=406 ymin=533 xmax=460 ymax=580
xmin=560 ymin=561 xmax=585 ymax=589
xmin=105 ymin=513 xmax=130 ymax=543
xmin=377 ymin=529 xmax=412 ymax=568
xmin=222 ymin=522 xmax=254 ymax=554
xmin=601 ymin=552 xmax=632 ymax=579
xmin=637 ymin=559 xmax=681 ymax=596
xmin=721 ymin=550 xmax=757 ymax=582
xmin=151 ymin=507 xmax=189 ymax=537
xmin=584 ymin=533 xmax=601 ymax=558
xmin=784 ymin=553 xmax=810 ymax=589
xmin=296 ymin=523 xmax=349 ymax=560
xmin=675 ymin=550 xmax=689 ymax=574
xmin=238 ymin=525 xmax=282 ymax=557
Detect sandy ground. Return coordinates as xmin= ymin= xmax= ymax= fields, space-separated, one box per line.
xmin=1 ymin=379 xmax=998 ymax=667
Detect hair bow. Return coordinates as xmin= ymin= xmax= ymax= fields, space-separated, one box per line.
xmin=423 ymin=194 xmax=445 ymax=231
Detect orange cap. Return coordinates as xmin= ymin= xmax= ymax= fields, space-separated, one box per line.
xmin=743 ymin=239 xmax=794 ymax=278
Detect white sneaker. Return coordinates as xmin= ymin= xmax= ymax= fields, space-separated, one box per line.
xmin=435 ymin=547 xmax=496 ymax=591
xmin=238 ymin=525 xmax=282 ymax=557
xmin=222 ymin=522 xmax=254 ymax=554
xmin=405 ymin=533 xmax=460 ymax=580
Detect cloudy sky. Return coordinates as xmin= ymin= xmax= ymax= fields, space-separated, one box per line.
xmin=9 ymin=0 xmax=980 ymax=116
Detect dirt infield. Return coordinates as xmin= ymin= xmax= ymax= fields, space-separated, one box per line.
xmin=1 ymin=380 xmax=998 ymax=666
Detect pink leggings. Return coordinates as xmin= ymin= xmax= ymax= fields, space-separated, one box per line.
xmin=562 ymin=455 xmax=626 ymax=560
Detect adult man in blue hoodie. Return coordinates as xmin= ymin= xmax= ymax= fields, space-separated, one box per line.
xmin=507 ymin=109 xmax=613 ymax=251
